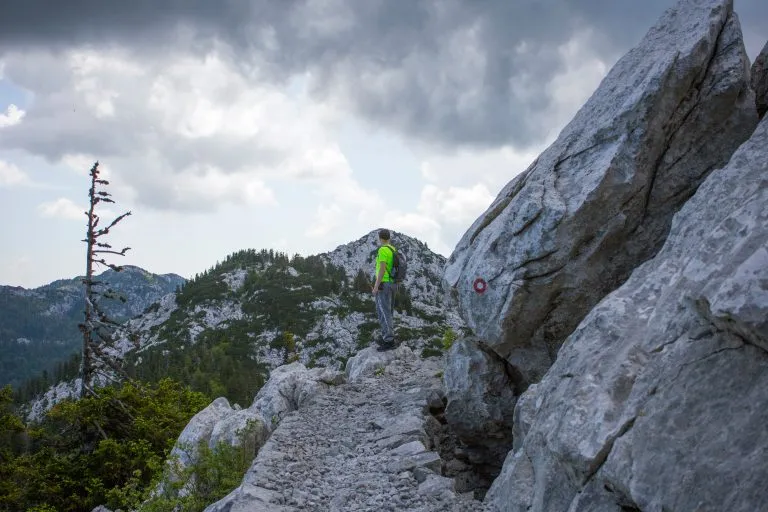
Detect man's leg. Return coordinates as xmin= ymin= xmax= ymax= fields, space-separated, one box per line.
xmin=375 ymin=283 xmax=395 ymax=347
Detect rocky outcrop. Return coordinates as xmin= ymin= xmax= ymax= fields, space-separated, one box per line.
xmin=171 ymin=397 xmax=241 ymax=468
xmin=443 ymin=338 xmax=520 ymax=489
xmin=167 ymin=363 xmax=340 ymax=478
xmin=444 ymin=0 xmax=757 ymax=386
xmin=753 ymin=41 xmax=768 ymax=118
xmin=485 ymin=115 xmax=768 ymax=511
xmin=345 ymin=345 xmax=416 ymax=382
xmin=204 ymin=351 xmax=478 ymax=511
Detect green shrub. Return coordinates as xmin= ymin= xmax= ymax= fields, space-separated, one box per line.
xmin=0 ymin=380 xmax=208 ymax=512
xmin=441 ymin=327 xmax=457 ymax=351
xmin=139 ymin=421 xmax=259 ymax=512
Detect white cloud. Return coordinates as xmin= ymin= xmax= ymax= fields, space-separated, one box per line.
xmin=0 ymin=104 xmax=25 ymax=128
xmin=418 ymin=145 xmax=540 ymax=191
xmin=307 ymin=203 xmax=343 ymax=237
xmin=384 ymin=182 xmax=494 ymax=257
xmin=0 ymin=48 xmax=350 ymax=213
xmin=544 ymin=30 xmax=610 ymax=139
xmin=418 ymin=183 xmax=494 ymax=227
xmin=38 ymin=198 xmax=85 ymax=220
xmin=0 ymin=160 xmax=27 ymax=186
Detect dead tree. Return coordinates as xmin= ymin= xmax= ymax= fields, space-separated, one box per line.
xmin=79 ymin=161 xmax=132 ymax=398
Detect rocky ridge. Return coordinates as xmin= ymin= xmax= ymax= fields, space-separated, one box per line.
xmin=156 ymin=348 xmax=482 ymax=511
xmin=126 ymin=230 xmax=464 ymax=375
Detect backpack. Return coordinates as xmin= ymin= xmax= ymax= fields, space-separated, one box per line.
xmin=383 ymin=245 xmax=408 ymax=284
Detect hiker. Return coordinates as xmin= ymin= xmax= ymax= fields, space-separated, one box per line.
xmin=372 ymin=229 xmax=398 ymax=351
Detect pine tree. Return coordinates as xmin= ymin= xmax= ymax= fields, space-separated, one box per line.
xmin=79 ymin=161 xmax=132 ymax=398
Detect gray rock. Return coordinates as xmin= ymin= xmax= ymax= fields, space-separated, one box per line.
xmin=249 ymin=362 xmax=328 ymax=429
xmin=413 ymin=466 xmax=435 ymax=483
xmin=418 ymin=474 xmax=455 ymax=497
xmin=344 ymin=345 xmax=415 ymax=382
xmin=753 ymin=41 xmax=768 ymax=118
xmin=204 ymin=353 xmax=477 ymax=511
xmin=208 ymin=408 xmax=269 ymax=452
xmin=390 ymin=440 xmax=427 ymax=457
xmin=170 ymin=397 xmax=233 ymax=467
xmin=486 ymin=111 xmax=768 ymax=510
xmin=511 ymin=382 xmax=539 ymax=452
xmin=319 ymin=367 xmax=346 ymax=386
xmin=425 ymin=388 xmax=446 ymax=412
xmin=444 ymin=0 xmax=757 ymax=385
xmin=444 ymin=338 xmax=518 ymax=474
xmin=388 ymin=451 xmax=443 ymax=473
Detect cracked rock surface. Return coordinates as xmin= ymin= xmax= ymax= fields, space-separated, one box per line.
xmin=444 ymin=0 xmax=757 ymax=386
xmin=204 ymin=348 xmax=481 ymax=511
xmin=752 ymin=40 xmax=768 ymax=118
xmin=485 ymin=110 xmax=768 ymax=511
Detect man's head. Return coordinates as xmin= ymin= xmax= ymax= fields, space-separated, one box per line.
xmin=378 ymin=229 xmax=391 ymax=243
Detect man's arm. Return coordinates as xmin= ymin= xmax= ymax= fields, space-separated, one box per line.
xmin=372 ymin=259 xmax=386 ymax=295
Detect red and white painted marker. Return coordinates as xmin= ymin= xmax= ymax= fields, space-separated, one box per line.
xmin=473 ymin=278 xmax=487 ymax=294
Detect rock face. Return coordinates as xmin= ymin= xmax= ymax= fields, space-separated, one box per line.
xmin=443 ymin=338 xmax=520 ymax=487
xmin=485 ymin=116 xmax=768 ymax=511
xmin=444 ymin=0 xmax=757 ymax=385
xmin=753 ymin=41 xmax=768 ymax=118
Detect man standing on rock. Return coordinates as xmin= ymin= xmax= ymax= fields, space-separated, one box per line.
xmin=372 ymin=229 xmax=397 ymax=351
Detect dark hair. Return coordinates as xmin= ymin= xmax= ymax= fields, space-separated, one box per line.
xmin=378 ymin=229 xmax=391 ymax=241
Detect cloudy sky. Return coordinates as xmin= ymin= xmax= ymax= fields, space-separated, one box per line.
xmin=1 ymin=0 xmax=766 ymax=287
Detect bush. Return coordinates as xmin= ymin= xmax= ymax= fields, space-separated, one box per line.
xmin=0 ymin=379 xmax=208 ymax=511
xmin=441 ymin=327 xmax=457 ymax=351
xmin=139 ymin=421 xmax=259 ymax=512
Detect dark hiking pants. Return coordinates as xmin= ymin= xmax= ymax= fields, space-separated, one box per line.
xmin=375 ymin=282 xmax=396 ymax=344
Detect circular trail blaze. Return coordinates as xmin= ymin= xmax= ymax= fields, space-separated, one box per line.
xmin=473 ymin=278 xmax=487 ymax=294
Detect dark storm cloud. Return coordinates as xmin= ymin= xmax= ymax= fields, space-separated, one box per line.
xmin=1 ymin=0 xmax=766 ymax=148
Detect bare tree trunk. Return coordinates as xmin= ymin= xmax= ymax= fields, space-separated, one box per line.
xmin=79 ymin=162 xmax=131 ymax=398
xmin=80 ymin=165 xmax=98 ymax=398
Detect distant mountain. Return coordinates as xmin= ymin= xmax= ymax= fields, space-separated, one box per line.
xmin=116 ymin=230 xmax=467 ymax=407
xmin=0 ymin=266 xmax=185 ymax=390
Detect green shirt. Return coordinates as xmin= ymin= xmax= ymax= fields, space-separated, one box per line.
xmin=375 ymin=244 xmax=395 ymax=283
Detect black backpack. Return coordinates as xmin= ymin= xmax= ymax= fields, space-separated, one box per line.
xmin=384 ymin=245 xmax=408 ymax=284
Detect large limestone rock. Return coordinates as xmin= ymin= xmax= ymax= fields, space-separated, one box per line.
xmin=167 ymin=362 xmax=332 ymax=478
xmin=248 ymin=362 xmax=330 ymax=428
xmin=444 ymin=0 xmax=757 ymax=385
xmin=485 ymin=116 xmax=768 ymax=511
xmin=345 ymin=345 xmax=416 ymax=382
xmin=170 ymin=397 xmax=236 ymax=467
xmin=753 ymin=41 xmax=768 ymax=118
xmin=443 ymin=338 xmax=520 ymax=482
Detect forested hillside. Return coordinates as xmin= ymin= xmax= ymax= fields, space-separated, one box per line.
xmin=0 ymin=267 xmax=184 ymax=392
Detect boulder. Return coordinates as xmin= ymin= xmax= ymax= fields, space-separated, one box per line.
xmin=209 ymin=408 xmax=269 ymax=453
xmin=444 ymin=0 xmax=757 ymax=385
xmin=344 ymin=345 xmax=415 ymax=382
xmin=248 ymin=362 xmax=329 ymax=428
xmin=170 ymin=397 xmax=234 ymax=467
xmin=752 ymin=41 xmax=768 ymax=118
xmin=485 ymin=116 xmax=768 ymax=511
xmin=418 ymin=474 xmax=455 ymax=497
xmin=166 ymin=361 xmax=331 ymax=493
xmin=443 ymin=338 xmax=519 ymax=474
